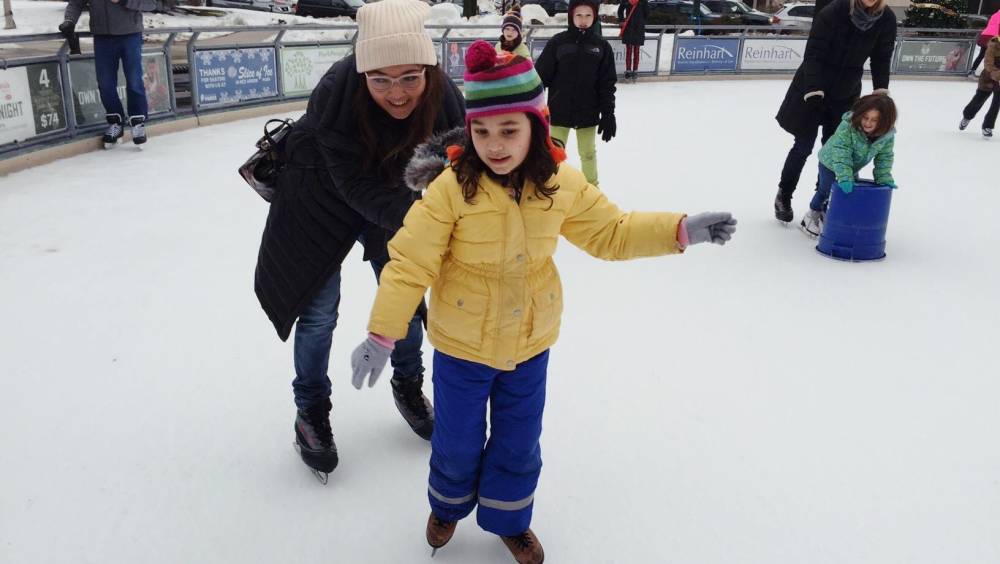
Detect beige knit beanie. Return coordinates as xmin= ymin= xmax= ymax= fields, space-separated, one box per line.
xmin=355 ymin=0 xmax=439 ymax=73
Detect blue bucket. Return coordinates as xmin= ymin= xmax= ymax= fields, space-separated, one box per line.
xmin=816 ymin=180 xmax=893 ymax=262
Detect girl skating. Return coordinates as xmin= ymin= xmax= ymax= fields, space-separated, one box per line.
xmin=349 ymin=42 xmax=736 ymax=563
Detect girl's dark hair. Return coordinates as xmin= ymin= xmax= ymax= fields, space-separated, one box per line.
xmin=851 ymin=94 xmax=897 ymax=138
xmin=453 ymin=113 xmax=559 ymax=205
xmin=499 ymin=34 xmax=523 ymax=53
xmin=355 ymin=64 xmax=446 ymax=179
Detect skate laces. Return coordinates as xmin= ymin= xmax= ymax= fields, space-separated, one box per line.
xmin=107 ymin=124 xmax=123 ymax=137
xmin=303 ymin=401 xmax=333 ymax=447
xmin=432 ymin=516 xmax=454 ymax=530
xmin=396 ymin=376 xmax=430 ymax=418
xmin=504 ymin=531 xmax=534 ymax=550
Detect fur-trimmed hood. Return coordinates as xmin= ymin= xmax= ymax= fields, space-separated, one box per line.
xmin=404 ymin=126 xmax=468 ymax=192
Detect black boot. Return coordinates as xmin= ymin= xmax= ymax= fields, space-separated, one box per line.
xmin=295 ymin=397 xmax=338 ymax=481
xmin=774 ymin=190 xmax=793 ymax=223
xmin=390 ymin=373 xmax=434 ymax=440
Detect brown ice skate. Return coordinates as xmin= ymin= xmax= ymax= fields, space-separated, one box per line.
xmin=426 ymin=513 xmax=457 ymax=556
xmin=500 ymin=528 xmax=544 ymax=564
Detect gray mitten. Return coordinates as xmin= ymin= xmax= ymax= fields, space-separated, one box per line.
xmin=350 ymin=336 xmax=392 ymax=390
xmin=685 ymin=212 xmax=737 ymax=246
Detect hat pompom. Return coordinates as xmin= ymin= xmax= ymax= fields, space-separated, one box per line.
xmin=465 ymin=40 xmax=498 ymax=74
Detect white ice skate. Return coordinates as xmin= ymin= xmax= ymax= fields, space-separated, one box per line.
xmin=799 ymin=209 xmax=823 ymax=238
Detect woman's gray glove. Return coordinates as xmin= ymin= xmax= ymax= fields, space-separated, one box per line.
xmin=685 ymin=212 xmax=737 ymax=245
xmin=350 ymin=336 xmax=392 ymax=389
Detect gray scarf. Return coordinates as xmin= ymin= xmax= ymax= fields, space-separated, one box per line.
xmin=850 ymin=3 xmax=881 ymax=32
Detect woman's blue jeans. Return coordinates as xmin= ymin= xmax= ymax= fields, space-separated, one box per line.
xmin=291 ymin=250 xmax=424 ymax=410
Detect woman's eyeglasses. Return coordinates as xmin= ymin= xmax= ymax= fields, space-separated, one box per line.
xmin=365 ymin=68 xmax=427 ymax=92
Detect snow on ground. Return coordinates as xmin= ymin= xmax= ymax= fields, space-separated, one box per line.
xmin=1 ymin=79 xmax=998 ymax=564
xmin=0 ymin=0 xmax=601 ymax=38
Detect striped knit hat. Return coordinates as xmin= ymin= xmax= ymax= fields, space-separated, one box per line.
xmin=463 ymin=40 xmax=548 ymax=134
xmin=502 ymin=5 xmax=523 ymax=35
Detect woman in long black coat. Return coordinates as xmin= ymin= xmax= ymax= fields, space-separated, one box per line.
xmin=253 ymin=0 xmax=465 ymax=480
xmin=618 ymin=0 xmax=650 ymax=81
xmin=773 ymin=0 xmax=896 ymax=223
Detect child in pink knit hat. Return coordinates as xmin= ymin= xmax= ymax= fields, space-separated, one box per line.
xmin=350 ymin=40 xmax=736 ymax=564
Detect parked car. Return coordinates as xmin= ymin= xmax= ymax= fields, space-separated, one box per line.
xmin=646 ymin=0 xmax=742 ymax=31
xmin=295 ymin=0 xmax=364 ymax=18
xmin=702 ymin=0 xmax=776 ymax=25
xmin=206 ymin=0 xmax=276 ymax=12
xmin=772 ymin=2 xmax=814 ymax=30
xmin=273 ymin=0 xmax=297 ymax=13
xmin=520 ymin=0 xmax=569 ymax=17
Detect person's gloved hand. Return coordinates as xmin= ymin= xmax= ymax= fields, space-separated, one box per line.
xmin=598 ymin=113 xmax=616 ymax=142
xmin=684 ymin=212 xmax=737 ymax=246
xmin=838 ymin=180 xmax=854 ymax=194
xmin=350 ymin=336 xmax=392 ymax=390
xmin=58 ymin=20 xmax=81 ymax=55
xmin=804 ymin=91 xmax=825 ymax=124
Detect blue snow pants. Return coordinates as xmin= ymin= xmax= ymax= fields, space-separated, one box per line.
xmin=428 ymin=350 xmax=548 ymax=536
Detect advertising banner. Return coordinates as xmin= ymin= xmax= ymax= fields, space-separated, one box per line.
xmin=280 ymin=45 xmax=352 ymax=97
xmin=195 ymin=47 xmax=278 ymax=107
xmin=530 ymin=39 xmax=547 ymax=61
xmin=70 ymin=53 xmax=171 ymax=127
xmin=1 ymin=63 xmax=66 ymax=146
xmin=606 ymin=38 xmax=658 ymax=74
xmin=896 ymin=40 xmax=971 ymax=73
xmin=740 ymin=38 xmax=806 ymax=71
xmin=673 ymin=37 xmax=740 ymax=72
xmin=0 ymin=67 xmax=36 ymax=145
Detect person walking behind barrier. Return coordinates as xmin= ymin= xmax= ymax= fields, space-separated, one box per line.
xmin=496 ymin=4 xmax=530 ymax=59
xmin=253 ymin=0 xmax=466 ymax=484
xmin=800 ymin=94 xmax=897 ymax=237
xmin=618 ymin=0 xmax=649 ymax=82
xmin=349 ymin=41 xmax=736 ymax=564
xmin=773 ymin=0 xmax=896 ymax=225
xmin=970 ymin=9 xmax=1000 ymax=76
xmin=536 ymin=0 xmax=616 ymax=186
xmin=960 ymin=36 xmax=1000 ymax=138
xmin=61 ymin=0 xmax=160 ymax=147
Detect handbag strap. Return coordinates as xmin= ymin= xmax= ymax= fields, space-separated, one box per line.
xmin=258 ymin=118 xmax=294 ymax=150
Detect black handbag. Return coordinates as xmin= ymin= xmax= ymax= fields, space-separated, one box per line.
xmin=238 ymin=118 xmax=295 ymax=202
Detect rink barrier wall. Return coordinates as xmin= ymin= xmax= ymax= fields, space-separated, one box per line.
xmin=0 ymin=24 xmax=980 ymax=163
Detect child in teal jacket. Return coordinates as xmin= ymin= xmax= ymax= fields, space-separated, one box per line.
xmin=801 ymin=94 xmax=897 ymax=237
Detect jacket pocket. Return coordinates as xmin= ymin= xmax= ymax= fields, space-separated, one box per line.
xmin=528 ymin=282 xmax=563 ymax=346
xmin=431 ymin=283 xmax=489 ymax=349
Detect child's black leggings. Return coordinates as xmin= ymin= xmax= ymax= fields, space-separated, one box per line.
xmin=625 ymin=45 xmax=640 ymax=72
xmin=971 ymin=44 xmax=987 ymax=71
xmin=963 ymin=89 xmax=1000 ymax=130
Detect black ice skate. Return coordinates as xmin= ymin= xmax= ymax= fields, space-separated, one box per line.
xmin=390 ymin=373 xmax=434 ymax=440
xmin=129 ymin=116 xmax=147 ymax=145
xmin=984 ymin=128 xmax=993 ymax=138
xmin=774 ymin=191 xmax=794 ymax=224
xmin=960 ymin=117 xmax=970 ymax=130
xmin=102 ymin=114 xmax=124 ymax=148
xmin=294 ymin=397 xmax=338 ymax=484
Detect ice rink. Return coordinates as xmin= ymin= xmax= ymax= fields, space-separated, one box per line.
xmin=1 ymin=78 xmax=997 ymax=563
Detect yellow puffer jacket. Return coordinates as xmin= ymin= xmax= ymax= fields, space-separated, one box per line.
xmin=368 ymin=164 xmax=685 ymax=370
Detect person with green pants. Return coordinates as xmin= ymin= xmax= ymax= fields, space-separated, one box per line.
xmin=535 ymin=0 xmax=617 ymax=185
